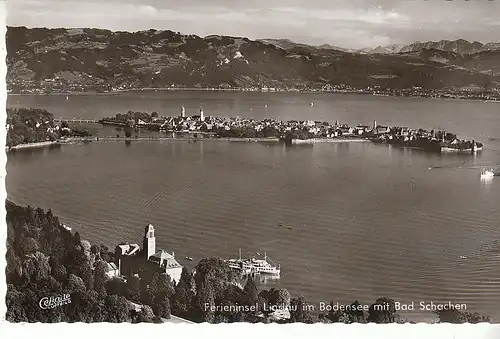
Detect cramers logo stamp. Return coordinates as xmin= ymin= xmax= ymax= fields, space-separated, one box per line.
xmin=39 ymin=294 xmax=71 ymax=309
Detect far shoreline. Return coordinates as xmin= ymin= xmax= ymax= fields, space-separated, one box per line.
xmin=7 ymin=88 xmax=500 ymax=103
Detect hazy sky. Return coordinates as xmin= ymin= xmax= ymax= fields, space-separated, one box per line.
xmin=7 ymin=0 xmax=500 ymax=49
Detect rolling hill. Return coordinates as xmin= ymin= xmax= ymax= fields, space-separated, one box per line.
xmin=6 ymin=26 xmax=500 ymax=93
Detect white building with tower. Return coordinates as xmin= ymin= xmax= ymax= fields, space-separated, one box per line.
xmin=114 ymin=224 xmax=183 ymax=284
xmin=143 ymin=224 xmax=183 ymax=283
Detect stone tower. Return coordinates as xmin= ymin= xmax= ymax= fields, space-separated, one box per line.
xmin=181 ymin=105 xmax=186 ymax=118
xmin=200 ymin=108 xmax=205 ymax=122
xmin=143 ymin=224 xmax=156 ymax=259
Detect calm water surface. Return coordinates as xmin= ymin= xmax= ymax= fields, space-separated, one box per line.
xmin=7 ymin=92 xmax=500 ymax=321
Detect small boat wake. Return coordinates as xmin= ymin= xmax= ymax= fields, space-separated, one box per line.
xmin=428 ymin=161 xmax=467 ymax=169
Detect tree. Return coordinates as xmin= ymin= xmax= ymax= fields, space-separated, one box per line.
xmin=19 ymin=236 xmax=39 ymax=257
xmin=269 ymin=288 xmax=290 ymax=308
xmin=75 ymin=262 xmax=94 ymax=290
xmin=172 ymin=267 xmax=195 ymax=316
xmin=243 ymin=275 xmax=259 ymax=308
xmin=73 ymin=232 xmax=81 ymax=246
xmin=126 ymin=275 xmax=141 ymax=302
xmin=194 ymin=257 xmax=236 ymax=301
xmin=135 ymin=305 xmax=155 ymax=323
xmin=21 ymin=258 xmax=36 ymax=282
xmin=5 ymin=285 xmax=28 ymax=322
xmin=30 ymin=251 xmax=52 ymax=281
xmin=67 ymin=273 xmax=87 ymax=294
xmin=324 ymin=300 xmax=366 ymax=324
xmin=156 ymin=294 xmax=171 ymax=319
xmin=81 ymin=240 xmax=92 ymax=262
xmin=93 ymin=260 xmax=109 ymax=295
xmin=103 ymin=295 xmax=131 ymax=323
xmin=50 ymin=258 xmax=67 ymax=282
xmin=151 ymin=112 xmax=159 ymax=118
xmin=196 ymin=276 xmax=215 ymax=323
xmin=106 ymin=277 xmax=126 ymax=296
xmin=6 ymin=248 xmax=22 ymax=284
xmin=289 ymin=295 xmax=314 ymax=323
xmin=147 ymin=272 xmax=175 ymax=305
xmin=436 ymin=309 xmax=491 ymax=324
xmin=367 ymin=297 xmax=397 ymax=323
xmin=7 ymin=221 xmax=15 ymax=247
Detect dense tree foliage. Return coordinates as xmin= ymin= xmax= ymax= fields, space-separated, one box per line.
xmin=5 ymin=200 xmax=132 ymax=322
xmin=6 ymin=108 xmax=59 ymax=147
xmin=435 ymin=309 xmax=491 ymax=324
xmin=6 ymin=108 xmax=91 ymax=147
xmin=171 ymin=267 xmax=195 ymax=318
xmin=284 ymin=129 xmax=314 ymax=140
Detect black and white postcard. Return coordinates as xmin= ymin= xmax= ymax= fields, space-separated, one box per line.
xmin=2 ymin=0 xmax=500 ymax=338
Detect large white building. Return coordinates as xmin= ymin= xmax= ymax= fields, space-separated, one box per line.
xmin=114 ymin=224 xmax=183 ymax=284
xmin=143 ymin=224 xmax=183 ymax=283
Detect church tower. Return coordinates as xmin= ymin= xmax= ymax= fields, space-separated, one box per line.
xmin=181 ymin=105 xmax=186 ymax=118
xmin=200 ymin=108 xmax=205 ymax=122
xmin=143 ymin=224 xmax=156 ymax=259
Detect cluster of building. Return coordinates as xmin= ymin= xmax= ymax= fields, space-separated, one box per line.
xmin=138 ymin=109 xmax=480 ymax=152
xmin=108 ymin=224 xmax=183 ymax=284
xmin=138 ymin=107 xmax=392 ymax=139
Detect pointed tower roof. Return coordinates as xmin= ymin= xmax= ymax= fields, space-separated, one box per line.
xmin=145 ymin=224 xmax=154 ymax=233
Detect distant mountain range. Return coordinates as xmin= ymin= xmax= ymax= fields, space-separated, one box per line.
xmin=257 ymin=39 xmax=352 ymax=52
xmin=6 ymin=26 xmax=500 ymax=93
xmin=259 ymin=38 xmax=500 ymax=55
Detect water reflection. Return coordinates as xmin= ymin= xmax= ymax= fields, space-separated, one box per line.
xmin=7 ymin=144 xmax=62 ymax=158
xmin=480 ymin=175 xmax=494 ymax=187
xmin=257 ymin=274 xmax=281 ymax=284
xmin=239 ymin=274 xmax=281 ymax=286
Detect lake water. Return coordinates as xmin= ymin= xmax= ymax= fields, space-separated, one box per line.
xmin=7 ymin=92 xmax=500 ymax=322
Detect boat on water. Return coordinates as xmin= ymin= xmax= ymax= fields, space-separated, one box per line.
xmin=61 ymin=223 xmax=72 ymax=231
xmin=441 ymin=140 xmax=483 ymax=153
xmin=225 ymin=249 xmax=280 ymax=275
xmin=481 ymin=168 xmax=496 ymax=179
xmin=185 ymin=256 xmax=193 ymax=261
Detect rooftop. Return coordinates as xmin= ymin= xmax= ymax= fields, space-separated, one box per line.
xmin=149 ymin=249 xmax=182 ymax=269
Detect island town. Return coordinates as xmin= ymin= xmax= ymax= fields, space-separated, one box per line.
xmin=7 ymin=106 xmax=483 ymax=154
xmin=96 ymin=107 xmax=483 ymax=153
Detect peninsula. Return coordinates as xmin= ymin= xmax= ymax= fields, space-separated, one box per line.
xmin=7 ymin=107 xmax=483 ymax=154
xmin=98 ymin=109 xmax=483 ymax=154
